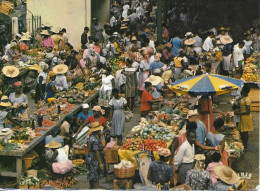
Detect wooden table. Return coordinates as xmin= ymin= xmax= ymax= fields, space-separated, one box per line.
xmin=0 ymin=91 xmax=99 ymax=180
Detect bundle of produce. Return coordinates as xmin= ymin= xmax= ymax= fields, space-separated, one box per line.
xmin=0 ymin=142 xmax=20 ymax=151
xmin=41 ymin=176 xmax=77 ymax=189
xmin=108 ymin=56 xmax=125 ymax=73
xmin=225 ymin=140 xmax=244 ymax=157
xmin=11 ymin=127 xmax=35 ymax=141
xmin=242 ymin=63 xmax=260 ymax=82
xmin=114 ymin=160 xmax=134 ymax=169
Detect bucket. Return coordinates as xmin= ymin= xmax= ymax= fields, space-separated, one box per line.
xmin=27 ymin=169 xmax=37 ymax=178
xmin=24 ymin=154 xmax=35 ymax=169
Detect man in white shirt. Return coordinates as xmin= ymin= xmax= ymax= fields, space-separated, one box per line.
xmin=233 ymin=41 xmax=245 ymax=75
xmin=174 ymin=129 xmax=196 ymax=184
xmin=202 ymin=32 xmax=215 ymax=52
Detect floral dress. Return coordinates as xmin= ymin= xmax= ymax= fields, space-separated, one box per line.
xmin=85 ymin=134 xmax=106 ymax=181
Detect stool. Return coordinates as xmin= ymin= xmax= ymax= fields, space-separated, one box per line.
xmin=113 ymin=178 xmax=133 ymax=189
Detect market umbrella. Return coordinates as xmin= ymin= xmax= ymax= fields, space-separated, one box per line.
xmin=170 ymin=73 xmax=243 ymax=96
xmin=170 ymin=73 xmax=243 ymax=132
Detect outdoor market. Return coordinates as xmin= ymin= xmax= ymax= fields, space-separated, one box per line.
xmin=0 ymin=0 xmax=259 ymax=190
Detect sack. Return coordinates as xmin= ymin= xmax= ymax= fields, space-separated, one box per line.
xmin=198 ymin=96 xmax=210 ymax=114
xmin=232 ymin=98 xmax=241 ymax=111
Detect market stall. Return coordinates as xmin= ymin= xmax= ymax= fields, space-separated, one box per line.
xmin=0 ymin=91 xmax=99 ymax=180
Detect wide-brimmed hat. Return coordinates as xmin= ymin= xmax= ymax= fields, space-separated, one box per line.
xmin=185 ymin=32 xmax=193 ymax=37
xmin=41 ymin=30 xmax=50 ymax=36
xmin=45 ymin=140 xmax=62 ymax=148
xmin=194 ymin=154 xmax=206 ymax=161
xmin=51 ymin=27 xmax=61 ymax=34
xmin=120 ymin=24 xmax=128 ymax=29
xmin=145 ymin=75 xmax=162 ymax=86
xmin=187 ymin=110 xmax=199 ymax=118
xmin=131 ymin=36 xmax=137 ymax=41
xmin=22 ymin=32 xmax=31 ymax=38
xmin=214 ymin=165 xmax=239 ymax=185
xmin=220 ymin=36 xmax=233 ymax=45
xmin=53 ymin=64 xmax=68 ymax=74
xmin=20 ymin=35 xmax=30 ymax=41
xmin=0 ymin=95 xmax=11 ymax=107
xmin=28 ymin=64 xmax=41 ymax=72
xmin=184 ymin=38 xmax=196 ymax=45
xmin=89 ymin=122 xmax=104 ymax=133
xmin=2 ymin=66 xmax=19 ymax=78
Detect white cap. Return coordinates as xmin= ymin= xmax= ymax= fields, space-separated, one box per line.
xmin=82 ymin=104 xmax=89 ymax=109
xmin=15 ymin=34 xmax=21 ymax=38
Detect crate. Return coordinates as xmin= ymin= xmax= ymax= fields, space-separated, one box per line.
xmin=114 ymin=166 xmax=135 ymax=179
xmin=248 ymin=88 xmax=260 ymax=103
xmin=104 ymin=147 xmax=119 ymax=164
xmin=113 ymin=178 xmax=133 ymax=190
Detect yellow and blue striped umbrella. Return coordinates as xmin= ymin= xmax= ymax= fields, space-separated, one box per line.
xmin=170 ymin=74 xmax=243 ymax=96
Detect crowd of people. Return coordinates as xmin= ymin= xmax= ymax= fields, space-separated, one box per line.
xmin=0 ymin=0 xmax=258 ymax=190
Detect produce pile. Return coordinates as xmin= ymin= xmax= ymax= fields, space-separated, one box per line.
xmin=108 ymin=57 xmax=126 ymax=73
xmin=41 ymin=176 xmax=77 ymax=189
xmin=9 ymin=127 xmax=36 ymax=145
xmin=0 ymin=142 xmax=21 ymax=151
xmin=114 ymin=160 xmax=134 ymax=169
xmin=225 ymin=140 xmax=244 ymax=157
xmin=120 ymin=137 xmax=167 ymax=151
xmin=242 ymin=62 xmax=259 ymax=82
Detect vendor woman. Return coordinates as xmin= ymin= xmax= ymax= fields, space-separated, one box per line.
xmin=45 ymin=71 xmax=58 ymax=102
xmin=2 ymin=66 xmax=19 ymax=96
xmin=9 ymin=81 xmax=28 ymax=115
xmin=35 ymin=62 xmax=49 ymax=104
xmin=53 ymin=64 xmax=69 ymax=91
xmin=0 ymin=96 xmax=21 ymax=129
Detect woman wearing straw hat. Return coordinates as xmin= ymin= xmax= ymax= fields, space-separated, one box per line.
xmin=35 ymin=62 xmax=49 ymax=104
xmin=184 ymin=38 xmax=199 ymax=65
xmin=213 ymin=165 xmax=239 ymax=190
xmin=53 ymin=64 xmax=69 ymax=91
xmin=19 ymin=35 xmax=30 ymax=53
xmin=220 ymin=36 xmax=233 ymax=76
xmin=0 ymin=95 xmax=21 ymax=129
xmin=45 ymin=71 xmax=58 ymax=102
xmin=85 ymin=122 xmax=106 ymax=189
xmin=51 ymin=27 xmax=61 ymax=51
xmin=6 ymin=42 xmax=21 ymax=63
xmin=41 ymin=30 xmax=54 ymax=48
xmin=2 ymin=66 xmax=19 ymax=96
xmin=45 ymin=140 xmax=73 ymax=174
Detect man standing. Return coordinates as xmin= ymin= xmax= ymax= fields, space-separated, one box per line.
xmin=233 ymin=41 xmax=245 ymax=77
xmin=190 ymin=110 xmax=207 ymax=145
xmin=202 ymin=31 xmax=215 ymax=52
xmin=174 ymin=129 xmax=196 ymax=184
xmin=170 ymin=31 xmax=182 ymax=57
xmin=81 ymin=26 xmax=89 ymax=49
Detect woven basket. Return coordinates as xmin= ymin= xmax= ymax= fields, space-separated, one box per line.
xmin=19 ymin=184 xmax=28 ymax=189
xmin=114 ymin=166 xmax=135 ymax=179
xmin=27 ymin=169 xmax=37 ymax=178
xmin=24 ymin=154 xmax=35 ymax=169
xmin=73 ymin=159 xmax=85 ymax=166
xmin=29 ymin=182 xmax=40 ymax=189
xmin=104 ymin=148 xmax=119 ymax=164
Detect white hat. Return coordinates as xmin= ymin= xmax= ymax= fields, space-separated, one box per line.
xmin=15 ymin=34 xmax=21 ymax=38
xmin=187 ymin=110 xmax=199 ymax=118
xmin=82 ymin=104 xmax=89 ymax=109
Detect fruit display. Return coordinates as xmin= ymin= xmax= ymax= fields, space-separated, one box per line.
xmin=120 ymin=138 xmax=167 ymax=151
xmin=42 ymin=119 xmax=54 ymax=127
xmin=226 ymin=140 xmax=244 ymax=157
xmin=141 ymin=124 xmax=175 ymax=142
xmin=41 ymin=177 xmax=77 ymax=189
xmin=11 ymin=127 xmax=36 ymax=141
xmin=242 ymin=63 xmax=260 ymax=82
xmin=0 ymin=142 xmax=21 ymax=151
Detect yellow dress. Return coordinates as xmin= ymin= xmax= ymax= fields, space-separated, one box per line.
xmin=51 ymin=34 xmax=61 ymax=51
xmin=238 ymin=96 xmax=253 ymax=132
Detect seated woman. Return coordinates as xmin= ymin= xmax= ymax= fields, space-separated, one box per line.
xmin=53 ymin=64 xmax=69 ymax=91
xmin=213 ymin=165 xmax=239 ymax=190
xmin=0 ymin=96 xmax=21 ymax=129
xmin=75 ymin=104 xmax=93 ymax=132
xmin=206 ymin=151 xmax=223 ymax=185
xmin=148 ymin=148 xmax=174 ymax=190
xmin=60 ymin=115 xmax=74 ymax=147
xmin=45 ymin=140 xmax=73 ymax=174
xmin=86 ymin=122 xmax=107 ymax=189
xmin=9 ymin=81 xmax=28 ymax=116
xmin=45 ymin=71 xmax=59 ymax=102
xmin=206 ymin=118 xmax=228 ymax=166
xmin=45 ymin=128 xmax=64 ymax=146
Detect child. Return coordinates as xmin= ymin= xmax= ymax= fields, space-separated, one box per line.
xmin=206 ymin=151 xmax=223 ymax=185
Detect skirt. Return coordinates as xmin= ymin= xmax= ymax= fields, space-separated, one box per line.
xmin=223 ymin=54 xmax=232 ymax=71
xmin=178 ymin=163 xmax=194 ymax=184
xmin=52 ymin=160 xmax=73 ymax=174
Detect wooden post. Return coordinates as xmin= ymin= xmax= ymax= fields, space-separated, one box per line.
xmin=156 ymin=0 xmax=162 ymax=44
xmin=16 ymin=157 xmax=22 ymax=180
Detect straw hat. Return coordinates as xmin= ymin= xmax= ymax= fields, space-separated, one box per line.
xmin=53 ymin=64 xmax=68 ymax=74
xmin=187 ymin=110 xmax=199 ymax=118
xmin=220 ymin=36 xmax=233 ymax=45
xmin=22 ymin=32 xmax=31 ymax=39
xmin=131 ymin=36 xmax=137 ymax=41
xmin=52 ymin=27 xmax=61 ymax=34
xmin=45 ymin=140 xmax=62 ymax=149
xmin=0 ymin=95 xmax=11 ymax=107
xmin=145 ymin=75 xmax=162 ymax=86
xmin=41 ymin=30 xmax=50 ymax=36
xmin=89 ymin=122 xmax=104 ymax=133
xmin=216 ymin=40 xmax=222 ymax=45
xmin=28 ymin=64 xmax=41 ymax=72
xmin=194 ymin=154 xmax=206 ymax=161
xmin=20 ymin=35 xmax=30 ymax=41
xmin=214 ymin=165 xmax=239 ymax=185
xmin=184 ymin=38 xmax=196 ymax=45
xmin=2 ymin=66 xmax=19 ymax=78
xmin=185 ymin=32 xmax=193 ymax=37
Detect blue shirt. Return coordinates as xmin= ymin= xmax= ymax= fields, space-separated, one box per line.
xmin=170 ymin=37 xmax=182 ymax=56
xmin=150 ymin=61 xmax=164 ymax=72
xmin=196 ymin=120 xmax=207 ymax=145
xmin=77 ymin=111 xmax=93 ymax=122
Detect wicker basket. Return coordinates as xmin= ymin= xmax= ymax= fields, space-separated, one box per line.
xmin=114 ymin=166 xmax=135 ymax=178
xmin=24 ymin=154 xmax=35 ymax=169
xmin=29 ymin=182 xmax=40 ymax=189
xmin=27 ymin=169 xmax=37 ymax=178
xmin=19 ymin=184 xmax=28 ymax=189
xmin=73 ymin=159 xmax=85 ymax=166
xmin=104 ymin=148 xmax=119 ymax=164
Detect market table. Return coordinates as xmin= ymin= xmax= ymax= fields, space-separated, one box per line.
xmin=0 ymin=91 xmax=99 ymax=180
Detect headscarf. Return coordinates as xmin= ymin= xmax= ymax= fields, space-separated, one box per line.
xmin=92 ymin=105 xmax=105 ymax=115
xmin=13 ymin=81 xmax=22 ymax=87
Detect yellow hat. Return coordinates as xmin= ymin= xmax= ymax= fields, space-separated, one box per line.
xmin=28 ymin=64 xmax=41 ymax=72
xmin=53 ymin=64 xmax=68 ymax=74
xmin=45 ymin=140 xmax=62 ymax=148
xmin=145 ymin=75 xmax=163 ymax=86
xmin=89 ymin=122 xmax=104 ymax=133
xmin=184 ymin=38 xmax=196 ymax=45
xmin=0 ymin=95 xmax=11 ymax=107
xmin=2 ymin=66 xmax=19 ymax=78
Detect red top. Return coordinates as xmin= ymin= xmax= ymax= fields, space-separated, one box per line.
xmin=20 ymin=43 xmax=28 ymax=52
xmin=85 ymin=115 xmax=106 ymax=127
xmin=140 ymin=90 xmax=153 ymax=111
